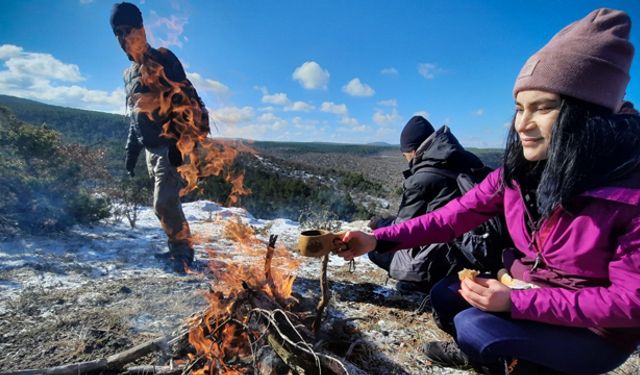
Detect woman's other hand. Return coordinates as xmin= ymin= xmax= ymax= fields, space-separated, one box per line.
xmin=459 ymin=277 xmax=512 ymax=312
xmin=336 ymin=231 xmax=377 ymax=260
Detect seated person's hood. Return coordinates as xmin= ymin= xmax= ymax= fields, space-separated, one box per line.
xmin=409 ymin=125 xmax=484 ymax=173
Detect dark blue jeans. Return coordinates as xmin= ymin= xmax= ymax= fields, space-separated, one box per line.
xmin=430 ymin=275 xmax=631 ymax=375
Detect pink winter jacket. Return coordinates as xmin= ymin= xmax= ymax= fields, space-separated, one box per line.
xmin=374 ymin=168 xmax=640 ymax=351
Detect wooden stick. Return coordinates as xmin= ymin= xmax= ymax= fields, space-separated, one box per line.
xmin=312 ymin=253 xmax=330 ymax=333
xmin=2 ymin=336 xmax=169 ymax=375
xmin=123 ymin=365 xmax=184 ymax=375
xmin=264 ymin=234 xmax=279 ymax=301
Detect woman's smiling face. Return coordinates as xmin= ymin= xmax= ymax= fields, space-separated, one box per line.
xmin=514 ymin=90 xmax=562 ymax=161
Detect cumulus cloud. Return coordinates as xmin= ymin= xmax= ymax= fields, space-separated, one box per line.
xmin=292 ymin=116 xmax=320 ymax=131
xmin=0 ymin=45 xmax=21 ymax=60
xmin=258 ymin=87 xmax=313 ymax=112
xmin=380 ymin=67 xmax=398 ymax=76
xmin=473 ymin=108 xmax=485 ymax=116
xmin=0 ymin=44 xmax=124 ymax=113
xmin=342 ymin=78 xmax=375 ymax=97
xmin=292 ymin=61 xmax=329 ymax=90
xmin=377 ymin=99 xmax=397 ymax=107
xmin=146 ymin=11 xmax=188 ymax=48
xmin=373 ymin=108 xmax=402 ymax=126
xmin=413 ymin=111 xmax=430 ymax=119
xmin=320 ymin=101 xmax=348 ymax=115
xmin=339 ymin=116 xmax=359 ymax=126
xmin=210 ymin=106 xmax=255 ymax=126
xmin=186 ymin=72 xmax=229 ymax=94
xmin=284 ymin=101 xmax=315 ymax=112
xmin=262 ymin=92 xmax=289 ymax=105
xmin=417 ymin=63 xmax=443 ymax=80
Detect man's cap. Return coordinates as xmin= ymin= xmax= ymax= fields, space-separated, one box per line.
xmin=110 ymin=2 xmax=143 ymax=31
xmin=400 ymin=116 xmax=435 ymax=152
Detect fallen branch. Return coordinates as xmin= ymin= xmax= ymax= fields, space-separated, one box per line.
xmin=3 ymin=336 xmax=169 ymax=375
xmin=124 ymin=365 xmax=184 ymax=375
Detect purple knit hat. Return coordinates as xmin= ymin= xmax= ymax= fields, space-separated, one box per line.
xmin=513 ymin=8 xmax=634 ymax=111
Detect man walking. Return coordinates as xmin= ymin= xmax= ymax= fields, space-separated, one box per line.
xmin=110 ymin=2 xmax=209 ymax=272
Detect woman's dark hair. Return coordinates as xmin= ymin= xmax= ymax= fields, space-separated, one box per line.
xmin=503 ymin=96 xmax=640 ymax=218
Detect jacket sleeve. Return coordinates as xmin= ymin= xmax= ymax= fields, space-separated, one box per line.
xmin=374 ymin=168 xmax=505 ymax=251
xmin=511 ymin=216 xmax=640 ymax=328
xmin=394 ymin=173 xmax=459 ymax=224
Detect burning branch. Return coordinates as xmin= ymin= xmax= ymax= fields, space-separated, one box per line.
xmin=312 ymin=253 xmax=330 ymax=333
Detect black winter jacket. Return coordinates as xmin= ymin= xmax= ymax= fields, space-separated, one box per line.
xmin=124 ymin=46 xmax=209 ymax=168
xmin=394 ymin=125 xmax=485 ymax=223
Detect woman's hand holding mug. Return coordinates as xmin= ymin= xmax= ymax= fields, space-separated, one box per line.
xmin=336 ymin=231 xmax=377 ymax=261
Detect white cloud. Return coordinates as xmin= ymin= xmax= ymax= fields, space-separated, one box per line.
xmin=186 ymin=72 xmax=229 ymax=94
xmin=292 ymin=116 xmax=319 ymax=130
xmin=292 ymin=61 xmax=329 ymax=90
xmin=380 ymin=67 xmax=398 ymax=76
xmin=0 ymin=44 xmax=123 ymax=113
xmin=417 ymin=63 xmax=442 ymax=80
xmin=342 ymin=78 xmax=375 ymax=97
xmin=473 ymin=108 xmax=485 ymax=116
xmin=262 ymin=92 xmax=289 ymax=105
xmin=373 ymin=108 xmax=402 ymax=126
xmin=0 ymin=45 xmax=22 ymax=60
xmin=210 ymin=106 xmax=255 ymax=126
xmin=147 ymin=11 xmax=188 ymax=48
xmin=377 ymin=99 xmax=397 ymax=107
xmin=340 ymin=116 xmax=359 ymax=126
xmin=284 ymin=101 xmax=315 ymax=112
xmin=257 ymin=112 xmax=288 ymax=130
xmin=413 ymin=111 xmax=430 ymax=119
xmin=320 ymin=101 xmax=348 ymax=115
xmin=1 ymin=48 xmax=83 ymax=82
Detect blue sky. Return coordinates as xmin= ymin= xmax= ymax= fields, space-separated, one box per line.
xmin=1 ymin=0 xmax=638 ymax=147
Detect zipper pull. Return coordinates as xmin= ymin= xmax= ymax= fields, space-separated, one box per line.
xmin=531 ymin=253 xmax=543 ymax=272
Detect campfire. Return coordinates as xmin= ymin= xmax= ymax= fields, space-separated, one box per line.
xmin=4 ymin=48 xmax=373 ymax=375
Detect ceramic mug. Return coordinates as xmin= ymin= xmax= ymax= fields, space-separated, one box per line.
xmin=297 ymin=229 xmax=348 ymax=257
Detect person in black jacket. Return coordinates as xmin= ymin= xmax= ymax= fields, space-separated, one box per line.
xmin=368 ymin=115 xmax=485 ymax=293
xmin=111 ymin=2 xmax=209 ymax=272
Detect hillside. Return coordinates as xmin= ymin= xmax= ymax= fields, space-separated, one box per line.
xmin=0 ymin=95 xmax=504 ymax=222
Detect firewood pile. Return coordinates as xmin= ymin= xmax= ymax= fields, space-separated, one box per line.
xmin=5 ymin=232 xmax=370 ymax=375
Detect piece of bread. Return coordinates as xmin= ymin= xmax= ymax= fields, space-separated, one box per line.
xmin=458 ymin=268 xmax=480 ymax=281
xmin=497 ymin=268 xmax=513 ymax=287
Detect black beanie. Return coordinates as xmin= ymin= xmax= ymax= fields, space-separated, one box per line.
xmin=400 ymin=116 xmax=435 ymax=152
xmin=110 ymin=2 xmax=143 ymax=31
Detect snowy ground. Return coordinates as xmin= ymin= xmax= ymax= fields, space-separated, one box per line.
xmin=0 ymin=201 xmax=637 ymax=374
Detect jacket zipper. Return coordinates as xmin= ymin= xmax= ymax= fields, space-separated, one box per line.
xmin=519 ymin=188 xmax=545 ymax=272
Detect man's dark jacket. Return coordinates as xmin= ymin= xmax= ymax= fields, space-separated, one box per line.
xmin=124 ymin=46 xmax=209 ymax=169
xmin=396 ymin=125 xmax=484 ymax=224
xmin=369 ymin=125 xmax=485 ymax=287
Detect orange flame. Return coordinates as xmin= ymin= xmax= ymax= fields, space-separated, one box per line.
xmin=131 ymin=45 xmax=253 ymax=202
xmin=185 ymin=218 xmax=299 ymax=372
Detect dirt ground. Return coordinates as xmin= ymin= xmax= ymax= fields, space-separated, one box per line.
xmin=0 ymin=206 xmax=637 ymax=374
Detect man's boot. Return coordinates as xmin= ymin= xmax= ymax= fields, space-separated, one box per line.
xmin=167 ymin=241 xmax=194 ymax=273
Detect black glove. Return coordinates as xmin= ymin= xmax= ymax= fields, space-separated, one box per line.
xmin=125 ymin=153 xmax=137 ymax=177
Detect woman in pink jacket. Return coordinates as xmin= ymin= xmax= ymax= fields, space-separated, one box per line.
xmin=338 ymin=8 xmax=639 ymax=375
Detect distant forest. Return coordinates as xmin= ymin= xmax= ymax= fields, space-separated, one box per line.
xmin=0 ymin=95 xmax=504 ymax=235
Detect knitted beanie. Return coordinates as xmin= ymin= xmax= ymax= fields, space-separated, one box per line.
xmin=400 ymin=116 xmax=435 ymax=152
xmin=513 ymin=8 xmax=634 ymax=111
xmin=110 ymin=2 xmax=143 ymax=31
